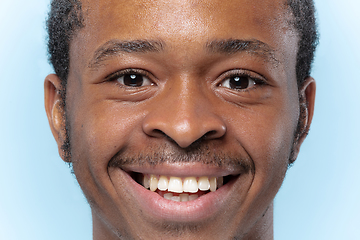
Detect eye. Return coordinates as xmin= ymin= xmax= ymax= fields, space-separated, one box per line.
xmin=116 ymin=73 xmax=153 ymax=87
xmin=220 ymin=75 xmax=257 ymax=90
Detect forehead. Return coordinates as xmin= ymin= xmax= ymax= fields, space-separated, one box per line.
xmin=82 ymin=0 xmax=289 ymax=35
xmin=72 ymin=0 xmax=296 ymax=73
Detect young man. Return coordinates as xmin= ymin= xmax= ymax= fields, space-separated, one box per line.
xmin=44 ymin=0 xmax=317 ymax=239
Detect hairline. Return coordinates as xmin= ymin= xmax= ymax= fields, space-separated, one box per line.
xmin=60 ymin=0 xmax=307 ymax=88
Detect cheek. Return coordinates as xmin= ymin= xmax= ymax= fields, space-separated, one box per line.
xmin=70 ymin=101 xmax=146 ymax=170
xmin=67 ymin=99 xmax=148 ymax=223
xmin=65 ymin=81 xmax=145 ymax=194
xmin=227 ymin=101 xmax=298 ymax=190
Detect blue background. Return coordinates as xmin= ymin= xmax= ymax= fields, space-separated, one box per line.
xmin=0 ymin=0 xmax=359 ymax=239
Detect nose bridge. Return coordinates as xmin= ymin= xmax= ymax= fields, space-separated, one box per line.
xmin=142 ymin=76 xmax=226 ymax=148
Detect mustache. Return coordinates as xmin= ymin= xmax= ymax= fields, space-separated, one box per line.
xmin=108 ymin=142 xmax=255 ymax=174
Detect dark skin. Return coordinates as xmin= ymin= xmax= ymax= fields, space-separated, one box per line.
xmin=45 ymin=0 xmax=316 ymax=239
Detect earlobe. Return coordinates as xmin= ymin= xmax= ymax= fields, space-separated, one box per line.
xmin=290 ymin=77 xmax=316 ymax=163
xmin=44 ymin=74 xmax=70 ymax=162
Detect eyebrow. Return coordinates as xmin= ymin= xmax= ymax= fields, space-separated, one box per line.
xmin=89 ymin=38 xmax=279 ymax=69
xmin=205 ymin=39 xmax=279 ymax=65
xmin=89 ymin=39 xmax=165 ymax=68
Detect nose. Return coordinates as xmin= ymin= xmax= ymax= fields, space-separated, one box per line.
xmin=142 ymin=79 xmax=226 ymax=148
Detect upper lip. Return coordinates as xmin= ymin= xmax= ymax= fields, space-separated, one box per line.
xmin=119 ymin=162 xmax=245 ymax=177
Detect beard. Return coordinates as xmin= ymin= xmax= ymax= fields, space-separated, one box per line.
xmin=107 ymin=139 xmax=255 ymax=175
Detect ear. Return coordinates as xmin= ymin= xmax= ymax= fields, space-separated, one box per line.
xmin=290 ymin=77 xmax=316 ymax=163
xmin=44 ymin=74 xmax=70 ymax=162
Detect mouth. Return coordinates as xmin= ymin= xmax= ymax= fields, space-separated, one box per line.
xmin=129 ymin=172 xmax=238 ymax=202
xmin=109 ymin=163 xmax=249 ymax=222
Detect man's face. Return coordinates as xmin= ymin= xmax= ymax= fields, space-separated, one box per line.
xmin=45 ymin=0 xmax=315 ymax=238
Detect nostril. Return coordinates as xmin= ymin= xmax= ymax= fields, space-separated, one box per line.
xmin=142 ymin=109 xmax=226 ymax=148
xmin=147 ymin=129 xmax=167 ymax=138
xmin=149 ymin=129 xmax=188 ymax=147
xmin=203 ymin=124 xmax=226 ymax=140
xmin=204 ymin=130 xmax=217 ymax=139
xmin=153 ymin=129 xmax=165 ymax=135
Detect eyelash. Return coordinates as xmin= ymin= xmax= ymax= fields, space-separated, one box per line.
xmin=105 ymin=68 xmax=155 ymax=87
xmin=105 ymin=68 xmax=266 ymax=91
xmin=218 ymin=69 xmax=267 ymax=91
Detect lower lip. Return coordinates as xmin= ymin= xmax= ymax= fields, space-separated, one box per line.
xmin=116 ymin=169 xmax=237 ymax=222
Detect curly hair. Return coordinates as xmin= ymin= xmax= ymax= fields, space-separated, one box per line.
xmin=46 ymin=0 xmax=318 ymax=90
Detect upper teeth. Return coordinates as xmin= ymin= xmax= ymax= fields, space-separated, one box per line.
xmin=143 ymin=174 xmax=224 ymax=193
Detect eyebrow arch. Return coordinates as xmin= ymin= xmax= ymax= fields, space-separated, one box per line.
xmin=89 ymin=39 xmax=165 ymax=68
xmin=206 ymin=39 xmax=279 ymax=65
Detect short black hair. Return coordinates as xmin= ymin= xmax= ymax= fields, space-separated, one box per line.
xmin=46 ymin=0 xmax=318 ymax=89
xmin=47 ymin=0 xmax=84 ymax=90
xmin=287 ymin=0 xmax=319 ymax=88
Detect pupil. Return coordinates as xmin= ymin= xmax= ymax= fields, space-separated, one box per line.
xmin=230 ymin=76 xmax=249 ymax=89
xmin=123 ymin=74 xmax=143 ymax=87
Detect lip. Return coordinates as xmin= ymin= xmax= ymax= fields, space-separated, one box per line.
xmin=109 ymin=163 xmax=248 ymax=222
xmin=121 ymin=162 xmax=240 ymax=177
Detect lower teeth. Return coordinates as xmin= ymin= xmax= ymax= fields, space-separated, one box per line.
xmin=163 ymin=193 xmax=198 ymax=202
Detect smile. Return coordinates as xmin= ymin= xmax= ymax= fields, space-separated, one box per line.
xmin=130 ymin=171 xmax=239 ymax=202
xmin=109 ymin=162 xmax=250 ymax=222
